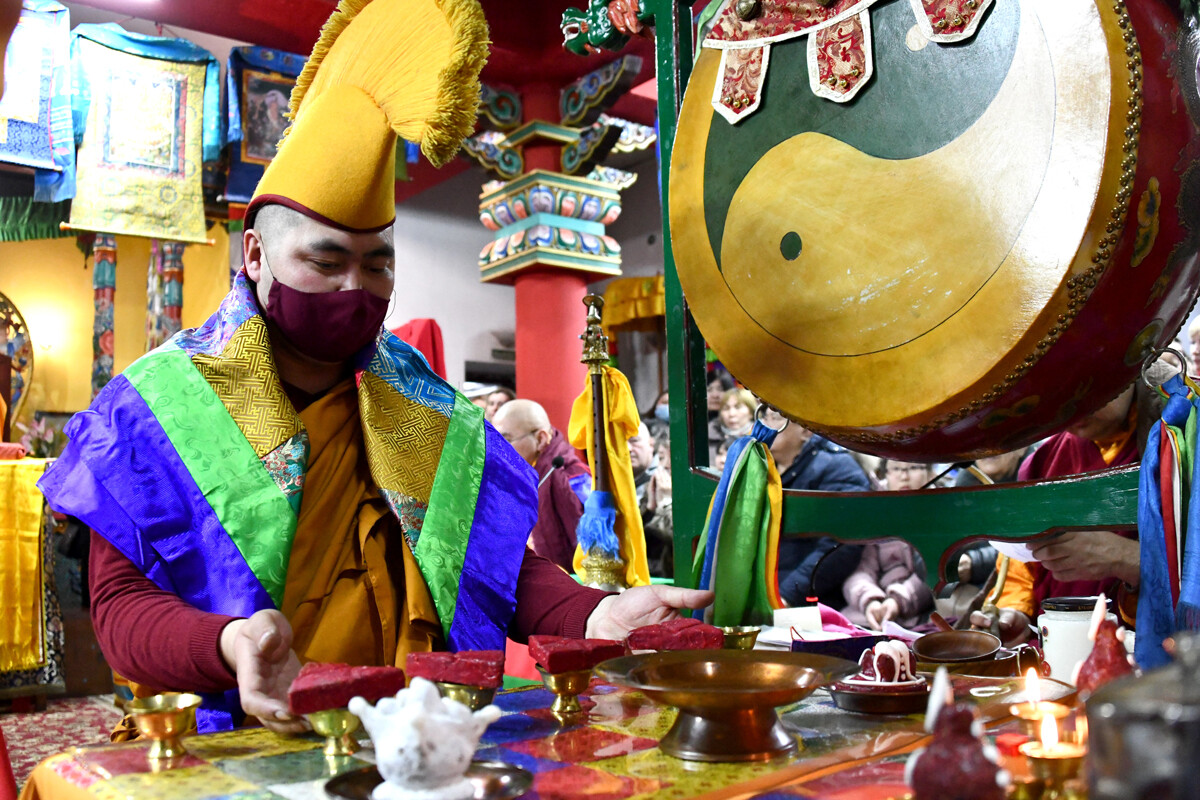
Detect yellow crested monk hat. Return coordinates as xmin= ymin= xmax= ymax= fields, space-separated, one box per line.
xmin=246 ymin=0 xmax=489 ymax=231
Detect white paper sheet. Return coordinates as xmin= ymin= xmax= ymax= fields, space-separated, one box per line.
xmin=988 ymin=539 xmax=1039 ymax=563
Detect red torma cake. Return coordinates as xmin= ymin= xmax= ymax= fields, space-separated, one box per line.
xmin=405 ymin=651 xmax=505 ymax=689
xmin=627 ymin=617 xmax=724 ymax=651
xmin=1074 ymin=619 xmax=1135 ymax=696
xmin=907 ymin=704 xmax=1008 ymax=800
xmin=850 ymin=640 xmax=921 ymax=685
xmin=528 ymin=636 xmax=625 ymax=673
xmin=287 ymin=662 xmax=407 ymax=715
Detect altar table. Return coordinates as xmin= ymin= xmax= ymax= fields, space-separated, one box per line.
xmin=21 ymin=674 xmax=1070 ymax=800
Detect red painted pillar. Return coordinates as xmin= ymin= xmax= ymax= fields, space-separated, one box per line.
xmin=514 ymin=269 xmax=588 ymax=432
xmin=512 ymin=85 xmax=588 ymax=431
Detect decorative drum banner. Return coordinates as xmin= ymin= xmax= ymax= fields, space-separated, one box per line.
xmin=669 ymin=0 xmax=1200 ymax=460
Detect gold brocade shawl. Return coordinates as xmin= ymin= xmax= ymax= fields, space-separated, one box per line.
xmin=113 ymin=380 xmax=440 ymax=738
xmin=283 ymin=379 xmax=442 ymax=667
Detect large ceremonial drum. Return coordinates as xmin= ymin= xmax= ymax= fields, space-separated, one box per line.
xmin=670 ymin=0 xmax=1200 ymax=460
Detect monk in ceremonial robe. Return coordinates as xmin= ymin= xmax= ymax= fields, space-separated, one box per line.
xmin=38 ymin=0 xmax=708 ymax=735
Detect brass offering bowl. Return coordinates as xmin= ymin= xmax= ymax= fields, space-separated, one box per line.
xmin=128 ymin=692 xmax=202 ymax=760
xmin=1019 ymin=741 xmax=1085 ymax=799
xmin=721 ymin=626 xmax=761 ymax=650
xmin=597 ymin=650 xmax=855 ymax=762
xmin=435 ymin=681 xmax=497 ymax=712
xmin=306 ymin=708 xmax=361 ymax=756
xmin=536 ymin=667 xmax=592 ymax=717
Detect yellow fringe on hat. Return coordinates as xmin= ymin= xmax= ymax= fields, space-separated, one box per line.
xmin=286 ymin=0 xmax=488 ymax=168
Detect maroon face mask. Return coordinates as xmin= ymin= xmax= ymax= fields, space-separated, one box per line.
xmin=263 ymin=276 xmax=389 ymax=363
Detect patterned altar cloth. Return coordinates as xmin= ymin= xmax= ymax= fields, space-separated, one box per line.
xmin=20 ymin=673 xmax=1069 ymax=800
xmin=0 ymin=459 xmax=64 ymax=699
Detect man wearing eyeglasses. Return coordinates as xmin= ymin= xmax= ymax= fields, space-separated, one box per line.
xmin=492 ymin=400 xmax=591 ymax=570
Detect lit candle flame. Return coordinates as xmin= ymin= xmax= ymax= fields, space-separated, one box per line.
xmin=1041 ymin=710 xmax=1059 ymax=749
xmin=1025 ymin=667 xmax=1040 ymax=704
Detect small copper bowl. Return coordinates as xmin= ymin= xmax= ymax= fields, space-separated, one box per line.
xmin=721 ymin=626 xmax=762 ymax=650
xmin=913 ymin=630 xmax=1002 ymax=663
xmin=128 ymin=692 xmax=202 ymax=759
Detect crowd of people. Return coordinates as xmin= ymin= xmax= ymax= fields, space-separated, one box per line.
xmin=468 ymin=353 xmax=1169 ymax=642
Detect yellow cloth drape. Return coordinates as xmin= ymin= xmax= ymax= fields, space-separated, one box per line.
xmin=568 ymin=366 xmax=650 ymax=587
xmin=601 ymin=275 xmax=665 ymax=335
xmin=0 ymin=459 xmax=49 ymax=673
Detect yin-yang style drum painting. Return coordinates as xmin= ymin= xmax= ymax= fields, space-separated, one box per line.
xmin=670 ymin=0 xmax=1200 ymax=460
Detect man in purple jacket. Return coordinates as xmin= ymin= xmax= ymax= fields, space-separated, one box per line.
xmin=493 ymin=400 xmax=591 ymax=571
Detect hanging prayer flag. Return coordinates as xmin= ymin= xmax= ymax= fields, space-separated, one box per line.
xmin=691 ymin=419 xmax=785 ymax=626
xmin=1137 ymin=372 xmax=1200 ymax=669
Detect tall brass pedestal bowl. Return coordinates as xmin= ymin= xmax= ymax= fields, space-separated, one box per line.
xmin=596 ymin=651 xmax=855 ymax=762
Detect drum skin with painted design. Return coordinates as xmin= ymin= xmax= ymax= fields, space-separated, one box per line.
xmin=670 ymin=0 xmax=1200 ymax=460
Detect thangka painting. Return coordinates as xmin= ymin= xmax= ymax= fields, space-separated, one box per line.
xmin=224 ymin=46 xmax=305 ymax=206
xmin=241 ymin=69 xmax=291 ymax=164
xmin=0 ymin=0 xmax=74 ymax=202
xmin=68 ymin=24 xmax=221 ymax=244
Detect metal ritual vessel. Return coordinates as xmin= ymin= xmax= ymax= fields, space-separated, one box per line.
xmin=669 ymin=0 xmax=1200 ymax=459
xmin=577 ymin=293 xmax=629 ymax=590
xmin=597 ymin=650 xmax=855 ymax=761
xmin=721 ymin=626 xmax=762 ymax=650
xmin=127 ymin=692 xmax=202 ymax=760
xmin=305 ymin=708 xmax=361 ymax=757
xmin=536 ymin=666 xmax=594 ymax=718
xmin=435 ymin=682 xmax=498 ymax=712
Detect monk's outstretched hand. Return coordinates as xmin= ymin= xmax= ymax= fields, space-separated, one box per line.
xmin=585 ymin=585 xmax=714 ymax=640
xmin=220 ymin=609 xmax=306 ymax=734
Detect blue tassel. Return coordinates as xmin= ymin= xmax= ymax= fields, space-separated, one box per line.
xmin=577 ymin=490 xmax=620 ymax=559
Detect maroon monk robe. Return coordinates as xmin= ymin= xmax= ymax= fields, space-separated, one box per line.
xmin=90 ymin=534 xmax=609 ymax=693
xmin=531 ymin=428 xmax=591 ymax=571
xmin=1016 ymin=430 xmax=1139 ymax=610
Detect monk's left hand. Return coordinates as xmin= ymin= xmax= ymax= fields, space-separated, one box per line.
xmin=1031 ymin=531 xmax=1140 ymax=587
xmin=585 ymin=585 xmax=714 ymax=640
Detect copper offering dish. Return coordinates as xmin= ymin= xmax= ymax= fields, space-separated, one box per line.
xmin=128 ymin=692 xmax=202 ymax=760
xmin=435 ymin=682 xmax=497 ymax=712
xmin=325 ymin=759 xmax=533 ymax=800
xmin=828 ymin=680 xmax=930 ymax=715
xmin=306 ymin=708 xmax=361 ymax=756
xmin=720 ymin=626 xmax=761 ymax=650
xmin=912 ymin=630 xmax=1002 ymax=663
xmin=596 ymin=650 xmax=855 ymax=762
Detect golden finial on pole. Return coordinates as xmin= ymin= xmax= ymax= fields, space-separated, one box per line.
xmin=580 ymin=294 xmax=609 ymax=372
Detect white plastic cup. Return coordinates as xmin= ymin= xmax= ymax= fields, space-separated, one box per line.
xmin=1038 ymin=596 xmax=1116 ymax=682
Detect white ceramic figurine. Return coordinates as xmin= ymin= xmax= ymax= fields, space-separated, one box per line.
xmin=349 ymin=677 xmax=502 ymax=800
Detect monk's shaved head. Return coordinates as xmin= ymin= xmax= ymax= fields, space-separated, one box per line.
xmin=492 ymin=399 xmax=554 ymax=466
xmin=493 ymin=399 xmax=550 ymax=433
xmin=251 ymin=203 xmax=305 ymax=250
